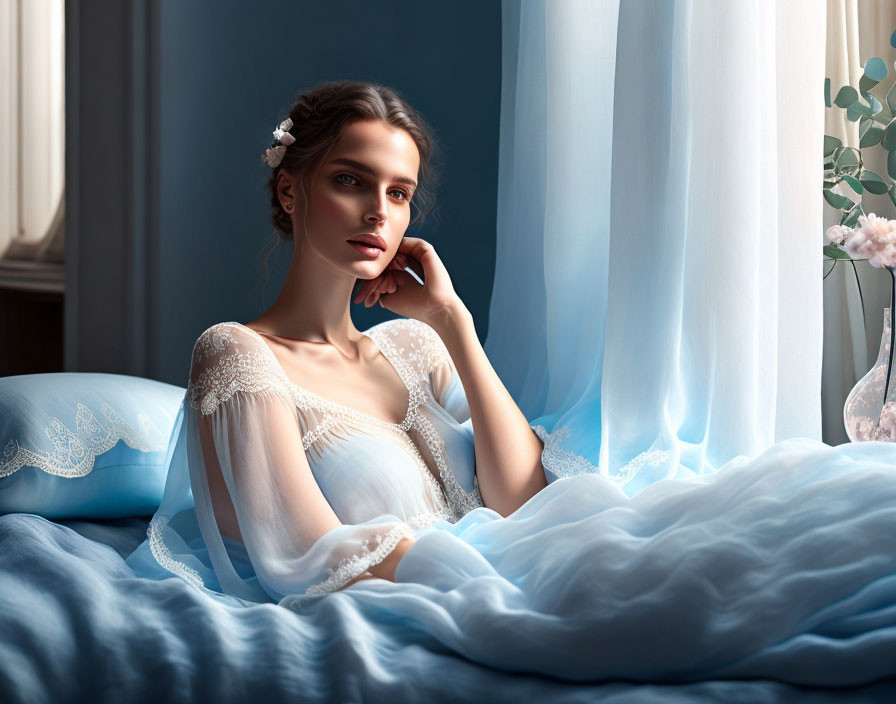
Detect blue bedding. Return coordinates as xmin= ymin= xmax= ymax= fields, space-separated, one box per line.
xmin=3 ymin=439 xmax=896 ymax=702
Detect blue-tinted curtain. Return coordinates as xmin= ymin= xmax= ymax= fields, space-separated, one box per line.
xmin=487 ymin=0 xmax=826 ymax=496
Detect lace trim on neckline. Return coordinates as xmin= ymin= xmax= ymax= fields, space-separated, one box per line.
xmin=414 ymin=413 xmax=484 ymax=520
xmin=233 ymin=321 xmax=425 ymax=431
xmin=188 ymin=320 xmax=478 ymax=521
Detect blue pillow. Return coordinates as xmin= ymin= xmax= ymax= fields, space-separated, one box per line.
xmin=0 ymin=373 xmax=185 ymax=518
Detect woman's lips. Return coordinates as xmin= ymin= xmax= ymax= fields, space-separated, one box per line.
xmin=348 ymin=240 xmax=383 ymax=258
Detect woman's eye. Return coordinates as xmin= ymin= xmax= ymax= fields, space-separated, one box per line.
xmin=335 ymin=173 xmax=410 ymax=202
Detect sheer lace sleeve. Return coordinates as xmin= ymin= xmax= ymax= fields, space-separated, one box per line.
xmin=187 ymin=324 xmax=416 ymax=601
xmin=419 ymin=319 xmax=546 ymax=470
xmin=420 ymin=322 xmax=471 ymax=425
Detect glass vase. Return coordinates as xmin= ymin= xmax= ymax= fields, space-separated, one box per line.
xmin=844 ymin=305 xmax=896 ymax=442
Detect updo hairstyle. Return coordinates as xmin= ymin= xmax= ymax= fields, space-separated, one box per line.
xmin=263 ymin=80 xmax=441 ymax=244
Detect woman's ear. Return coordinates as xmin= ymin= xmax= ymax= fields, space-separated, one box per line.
xmin=276 ymin=171 xmax=296 ymax=208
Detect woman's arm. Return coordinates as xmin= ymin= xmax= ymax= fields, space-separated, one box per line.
xmin=340 ymin=537 xmax=416 ymax=589
xmin=429 ymin=302 xmax=547 ymax=518
xmin=357 ymin=236 xmax=547 ymax=517
xmin=366 ymin=536 xmax=417 ymax=581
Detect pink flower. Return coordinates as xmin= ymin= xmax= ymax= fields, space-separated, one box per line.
xmin=260 ymin=145 xmax=287 ymax=168
xmin=861 ymin=213 xmax=896 ymax=241
xmin=273 ymin=118 xmax=295 ymax=145
xmin=842 ymin=213 xmax=896 ymax=268
xmin=871 ymin=243 xmax=896 ymax=268
xmin=843 ymin=230 xmax=872 ymax=258
xmin=826 ymin=224 xmax=850 ymax=244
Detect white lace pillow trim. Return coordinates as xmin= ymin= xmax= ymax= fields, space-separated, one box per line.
xmin=1 ymin=402 xmax=170 ymax=478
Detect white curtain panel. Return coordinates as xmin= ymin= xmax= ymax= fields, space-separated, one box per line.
xmin=487 ymin=0 xmax=826 ymax=494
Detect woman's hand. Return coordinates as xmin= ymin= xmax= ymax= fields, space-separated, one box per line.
xmin=353 ymin=237 xmax=463 ymax=326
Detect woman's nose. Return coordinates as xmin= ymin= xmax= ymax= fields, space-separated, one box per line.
xmin=366 ymin=191 xmax=389 ymax=221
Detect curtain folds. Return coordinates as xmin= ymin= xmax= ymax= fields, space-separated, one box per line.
xmin=487 ymin=0 xmax=826 ymax=496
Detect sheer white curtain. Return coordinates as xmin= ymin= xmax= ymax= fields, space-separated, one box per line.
xmin=486 ymin=0 xmax=826 ymax=495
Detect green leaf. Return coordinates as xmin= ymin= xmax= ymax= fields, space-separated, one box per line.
xmin=830 ymin=150 xmax=844 ymax=174
xmin=870 ymin=94 xmax=884 ymax=116
xmin=860 ymin=115 xmax=872 ymax=133
xmin=843 ymin=174 xmax=863 ymax=193
xmin=860 ymin=124 xmax=884 ymax=148
xmin=859 ymin=169 xmax=889 ymax=194
xmin=888 ymin=79 xmax=896 ymax=114
xmin=889 ymin=149 xmax=896 ymax=180
xmin=860 ymin=74 xmax=880 ymax=96
xmin=889 ymin=183 xmax=896 ymax=209
xmin=851 ymin=98 xmax=874 ymax=117
xmin=835 ymin=147 xmax=861 ymax=171
xmin=846 ymin=104 xmax=862 ymax=122
xmin=824 ymin=134 xmax=842 ymax=156
xmin=824 ymin=244 xmax=851 ymax=260
xmin=825 ymin=77 xmax=831 ymax=107
xmin=843 ymin=206 xmax=862 ymax=228
xmin=883 ymin=117 xmax=896 ymax=150
xmin=865 ymin=57 xmax=887 ymax=81
xmin=892 ymin=27 xmax=896 ymax=49
xmin=835 ymin=85 xmax=859 ymax=107
xmin=823 ymin=189 xmax=856 ymax=209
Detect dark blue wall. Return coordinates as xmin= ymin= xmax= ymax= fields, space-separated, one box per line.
xmin=154 ymin=0 xmax=502 ymax=386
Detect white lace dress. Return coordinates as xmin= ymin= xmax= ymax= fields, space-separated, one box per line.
xmin=151 ymin=317 xmax=493 ymax=602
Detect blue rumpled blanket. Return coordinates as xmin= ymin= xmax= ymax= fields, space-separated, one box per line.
xmin=2 ymin=437 xmax=896 ymax=703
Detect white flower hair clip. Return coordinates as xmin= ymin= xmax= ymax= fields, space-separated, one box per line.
xmin=261 ymin=117 xmax=296 ymax=168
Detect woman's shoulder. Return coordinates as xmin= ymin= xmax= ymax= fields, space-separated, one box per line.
xmin=188 ymin=321 xmax=287 ymax=415
xmin=366 ymin=317 xmax=452 ymax=374
xmin=191 ymin=321 xmax=268 ymax=363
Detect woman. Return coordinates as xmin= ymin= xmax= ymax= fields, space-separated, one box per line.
xmin=126 ymin=80 xmax=896 ymax=684
xmin=187 ymin=78 xmax=545 ymax=598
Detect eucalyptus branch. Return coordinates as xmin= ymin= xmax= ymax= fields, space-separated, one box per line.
xmin=822 ymin=30 xmax=896 ymax=241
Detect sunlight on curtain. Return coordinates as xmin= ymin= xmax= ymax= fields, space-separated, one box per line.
xmin=487 ymin=0 xmax=826 ymax=495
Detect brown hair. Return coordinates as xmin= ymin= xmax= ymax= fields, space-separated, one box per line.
xmin=259 ymin=80 xmax=442 ymax=282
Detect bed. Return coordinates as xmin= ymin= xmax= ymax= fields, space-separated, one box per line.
xmin=2 ymin=372 xmax=896 ymax=703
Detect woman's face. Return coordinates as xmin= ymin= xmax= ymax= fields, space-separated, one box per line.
xmin=283 ymin=119 xmax=420 ymax=279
